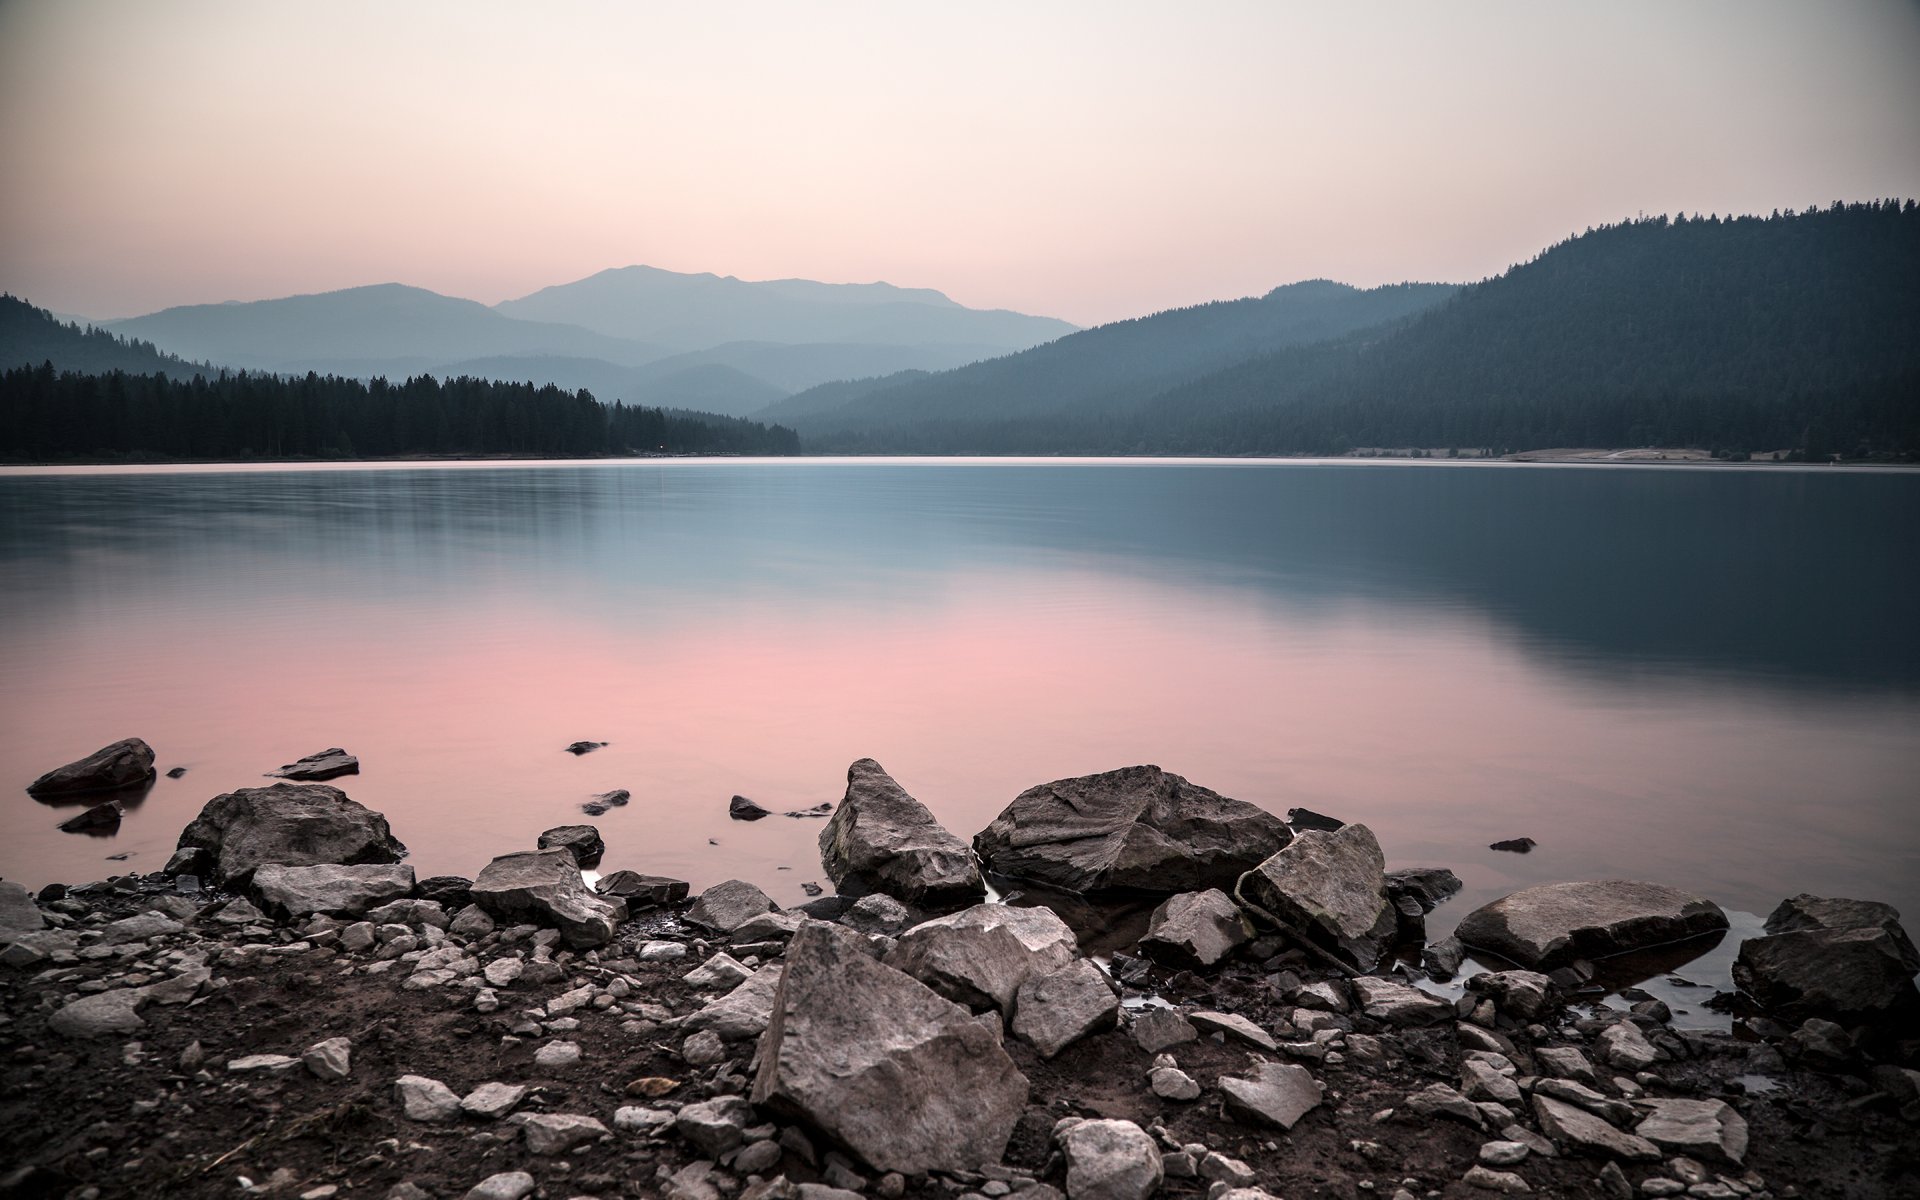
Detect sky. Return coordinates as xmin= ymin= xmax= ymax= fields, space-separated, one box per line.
xmin=2 ymin=1 xmax=1917 ymax=327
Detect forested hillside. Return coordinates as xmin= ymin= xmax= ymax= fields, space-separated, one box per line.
xmin=0 ymin=365 xmax=800 ymax=461
xmin=805 ymin=203 xmax=1920 ymax=458
xmin=0 ymin=295 xmax=211 ymax=377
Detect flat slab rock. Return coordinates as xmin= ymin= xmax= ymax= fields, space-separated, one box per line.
xmin=174 ymin=782 xmax=408 ymax=887
xmin=1634 ymin=1098 xmax=1749 ymax=1165
xmin=1453 ymin=880 xmax=1728 ymax=970
xmin=28 ymin=737 xmax=156 ymax=797
xmin=818 ymin=758 xmax=984 ymax=907
xmin=252 ymin=862 xmax=416 ymax=919
xmin=972 ymin=764 xmax=1292 ymax=896
xmin=1217 ymin=1061 xmax=1323 ymax=1130
xmin=268 ymin=747 xmax=359 ymax=781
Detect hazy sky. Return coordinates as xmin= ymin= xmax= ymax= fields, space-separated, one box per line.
xmin=3 ymin=1 xmax=1917 ymax=326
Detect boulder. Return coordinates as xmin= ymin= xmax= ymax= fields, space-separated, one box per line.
xmin=469 ymin=850 xmax=626 ymax=948
xmin=752 ymin=921 xmax=1029 ymax=1173
xmin=1055 ymin=1119 xmax=1163 ymax=1200
xmin=594 ymin=870 xmax=690 ymax=908
xmin=269 ymin=748 xmax=359 ymax=781
xmin=729 ymin=795 xmax=771 ymax=821
xmin=175 ymin=782 xmax=408 ymax=886
xmin=1633 ymin=1099 xmax=1748 ymax=1165
xmin=415 ymin=875 xmax=473 ymax=908
xmin=251 ymin=863 xmax=416 ymax=919
xmin=1531 ymin=1096 xmax=1659 ymax=1161
xmin=1010 ymin=959 xmax=1120 ymax=1057
xmin=535 ymin=824 xmax=603 ymax=868
xmin=1234 ymin=823 xmax=1395 ymax=971
xmin=57 ymin=802 xmax=123 ymax=833
xmin=1453 ymin=881 xmax=1728 ymax=970
xmin=883 ymin=902 xmax=1077 ymax=1013
xmin=973 ymin=765 xmax=1291 ymax=895
xmin=27 ymin=738 xmax=156 ymax=797
xmin=1218 ymin=1061 xmax=1323 ymax=1130
xmin=1762 ymin=895 xmax=1919 ymax=970
xmin=818 ymin=759 xmax=984 ymax=907
xmin=685 ymin=879 xmax=778 ymax=933
xmin=838 ymin=892 xmax=922 ymax=936
xmin=1139 ymin=888 xmax=1253 ymax=968
xmin=1732 ymin=925 xmax=1920 ymax=1026
xmin=1596 ymin=1022 xmax=1659 ymax=1071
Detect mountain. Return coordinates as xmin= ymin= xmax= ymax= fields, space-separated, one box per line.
xmin=495 ymin=265 xmax=1075 ymax=354
xmin=107 ymin=284 xmax=662 ymax=373
xmin=1 ymin=295 xmax=214 ymax=377
xmin=768 ymin=280 xmax=1457 ymax=431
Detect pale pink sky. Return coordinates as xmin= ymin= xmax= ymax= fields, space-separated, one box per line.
xmin=2 ymin=1 xmax=1917 ymax=326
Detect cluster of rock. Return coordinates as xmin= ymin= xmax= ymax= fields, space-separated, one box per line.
xmin=5 ymin=753 xmax=1918 ymax=1200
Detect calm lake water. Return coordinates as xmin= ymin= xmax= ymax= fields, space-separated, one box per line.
xmin=2 ymin=458 xmax=1917 ymax=976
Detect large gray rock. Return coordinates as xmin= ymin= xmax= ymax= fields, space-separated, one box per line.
xmin=752 ymin=921 xmax=1029 ymax=1173
xmin=1218 ymin=1061 xmax=1323 ymax=1130
xmin=682 ymin=964 xmax=786 ymax=1042
xmin=0 ymin=882 xmax=46 ymax=935
xmin=27 ymin=738 xmax=156 ymax=797
xmin=1731 ymin=925 xmax=1920 ymax=1026
xmin=1453 ymin=880 xmax=1728 ymax=970
xmin=685 ymin=879 xmax=778 ymax=934
xmin=268 ymin=748 xmax=359 ymax=782
xmin=469 ymin=850 xmax=626 ymax=948
xmin=972 ymin=765 xmax=1291 ymax=895
xmin=251 ymin=863 xmax=416 ymax=919
xmin=1531 ymin=1095 xmax=1659 ymax=1161
xmin=1139 ymin=888 xmax=1253 ymax=968
xmin=1234 ymin=823 xmax=1395 ymax=970
xmin=1763 ymin=894 xmax=1920 ymax=970
xmin=1010 ymin=959 xmax=1119 ymax=1057
xmin=883 ymin=902 xmax=1078 ymax=1013
xmin=1056 ymin=1119 xmax=1163 ymax=1200
xmin=818 ymin=759 xmax=984 ymax=907
xmin=175 ymin=782 xmax=408 ymax=886
xmin=535 ymin=824 xmax=604 ymax=868
xmin=1633 ymin=1099 xmax=1748 ymax=1165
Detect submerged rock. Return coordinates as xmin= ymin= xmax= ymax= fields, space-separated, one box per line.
xmin=973 ymin=765 xmax=1291 ymax=896
xmin=175 ymin=782 xmax=408 ymax=887
xmin=752 ymin=920 xmax=1029 ymax=1174
xmin=1453 ymin=880 xmax=1728 ymax=970
xmin=469 ymin=849 xmax=625 ymax=948
xmin=535 ymin=824 xmax=604 ymax=868
xmin=1139 ymin=888 xmax=1253 ymax=968
xmin=883 ymin=902 xmax=1077 ymax=1013
xmin=1489 ymin=837 xmax=1537 ymax=853
xmin=268 ymin=747 xmax=360 ymax=782
xmin=252 ymin=863 xmax=416 ymax=920
xmin=1234 ymin=823 xmax=1395 ymax=971
xmin=57 ymin=801 xmax=123 ymax=833
xmin=562 ymin=741 xmax=606 ymax=755
xmin=27 ymin=738 xmax=156 ymax=797
xmin=729 ymin=794 xmax=772 ymax=821
xmin=818 ymin=758 xmax=984 ymax=907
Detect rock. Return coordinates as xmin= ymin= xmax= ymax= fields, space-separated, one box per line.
xmin=1763 ymin=894 xmax=1920 ymax=967
xmin=675 ymin=1095 xmax=755 ymax=1156
xmin=596 ymin=870 xmax=690 ymax=908
xmin=1219 ymin=1061 xmax=1323 ymax=1130
xmin=1530 ymin=1095 xmax=1659 ymax=1161
xmin=166 ymin=766 xmax=187 ymax=779
xmin=415 ymin=875 xmax=473 ymax=908
xmin=1423 ymin=936 xmax=1467 ymax=980
xmin=1386 ymin=867 xmax=1465 ymax=912
xmin=1286 ymin=806 xmax=1344 ymax=832
xmin=686 ymin=879 xmax=779 ymax=934
xmin=685 ymin=952 xmax=754 ymax=989
xmin=302 ymin=1036 xmax=352 ymax=1080
xmin=228 ymin=1054 xmax=301 ymax=1073
xmin=1534 ymin=1046 xmax=1599 ymax=1086
xmin=683 ymin=964 xmax=786 ymax=1041
xmin=57 ymin=801 xmax=123 ymax=833
xmin=732 ymin=910 xmax=802 ymax=941
xmin=0 ymin=881 xmax=47 ymax=934
xmin=1462 ymin=1059 xmax=1522 ymax=1103
xmin=1055 ymin=1119 xmax=1163 ymax=1200
xmin=1010 ymin=959 xmax=1119 ymax=1056
xmin=516 ymin=1112 xmax=608 ymax=1155
xmin=1453 ymin=881 xmax=1728 ymax=971
xmin=730 ymin=794 xmax=772 ymax=821
xmin=175 ymin=782 xmax=408 ymax=886
xmin=469 ymin=849 xmax=626 ymax=948
xmin=1596 ymin=1022 xmax=1659 ymax=1071
xmin=535 ymin=824 xmax=604 ymax=868
xmin=48 ymin=989 xmax=145 ymax=1038
xmin=974 ymin=765 xmax=1291 ymax=896
xmin=681 ymin=1029 xmax=726 ymax=1065
xmin=612 ymin=1105 xmax=674 ymax=1132
xmin=269 ymin=748 xmax=360 ymax=782
xmin=533 ymin=1040 xmax=581 ymax=1069
xmin=751 ymin=920 xmax=1029 ymax=1173
xmin=252 ymin=863 xmax=416 ymax=919
xmin=1489 ymin=837 xmax=1536 ymax=853
xmin=884 ymin=902 xmax=1078 ymax=1013
xmin=1130 ymin=1007 xmax=1198 ymax=1052
xmin=27 ymin=738 xmax=156 ymax=797
xmin=1732 ymin=925 xmax=1920 ymax=1026
xmin=838 ymin=892 xmax=921 ymax=936
xmin=1149 ymin=1065 xmax=1201 ymax=1100
xmin=1406 ymin=1082 xmax=1484 ymax=1126
xmin=1189 ymin=1010 xmax=1278 ymax=1050
xmin=1633 ymin=1099 xmax=1748 ymax=1165
xmin=563 ymin=741 xmax=605 ymax=755
xmin=818 ymin=758 xmax=984 ymax=907
xmin=462 ymin=1173 xmax=535 ymax=1200
xmin=1234 ymin=823 xmax=1395 ymax=971
xmin=1351 ymin=977 xmax=1452 ymax=1026
xmin=1479 ymin=1141 xmax=1530 ymax=1166
xmin=1462 ymin=1166 xmax=1530 ymax=1193
xmin=1465 ymin=970 xmax=1557 ymax=1020
xmin=1139 ymin=888 xmax=1253 ymax=968
xmin=483 ymin=958 xmax=523 ymax=987
xmin=395 ymin=1075 xmax=462 ymax=1122
xmin=461 ymin=1081 xmax=527 ymax=1120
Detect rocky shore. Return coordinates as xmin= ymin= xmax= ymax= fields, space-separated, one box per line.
xmin=3 ymin=749 xmax=1917 ymax=1200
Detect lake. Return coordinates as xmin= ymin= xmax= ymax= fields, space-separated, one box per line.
xmin=2 ymin=458 xmax=1916 ymax=988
